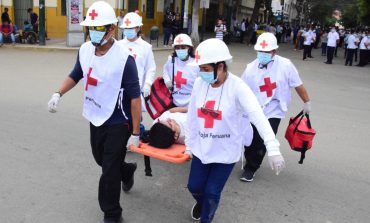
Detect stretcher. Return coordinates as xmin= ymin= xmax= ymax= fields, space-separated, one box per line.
xmin=129 ymin=143 xmax=190 ymax=164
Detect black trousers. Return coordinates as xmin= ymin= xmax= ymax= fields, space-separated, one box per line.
xmin=358 ymin=49 xmax=368 ymax=66
xmin=303 ymin=45 xmax=310 ymax=59
xmin=244 ymin=118 xmax=281 ymax=172
xmin=308 ymin=43 xmax=313 ymax=57
xmin=345 ymin=48 xmax=355 ymax=65
xmin=327 ymin=46 xmax=335 ymax=63
xmin=240 ymin=31 xmax=245 ymax=43
xmin=90 ymin=123 xmax=134 ymax=220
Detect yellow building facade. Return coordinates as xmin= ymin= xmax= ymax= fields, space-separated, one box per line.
xmin=0 ymin=0 xmax=197 ymax=38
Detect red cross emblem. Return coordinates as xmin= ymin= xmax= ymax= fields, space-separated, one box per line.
xmin=89 ymin=9 xmax=98 ymax=20
xmin=259 ymin=77 xmax=276 ymax=97
xmin=128 ymin=48 xmax=137 ymax=59
xmin=174 ymin=71 xmax=187 ymax=89
xmin=260 ymin=40 xmax=268 ymax=49
xmin=197 ymin=101 xmax=222 ymax=128
xmin=85 ymin=67 xmax=98 ymax=91
xmin=195 ymin=51 xmax=201 ymax=63
xmin=176 ymin=37 xmax=183 ymax=44
xmin=124 ymin=19 xmax=131 ymax=27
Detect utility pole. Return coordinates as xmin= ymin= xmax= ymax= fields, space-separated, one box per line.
xmin=39 ymin=0 xmax=46 ymax=45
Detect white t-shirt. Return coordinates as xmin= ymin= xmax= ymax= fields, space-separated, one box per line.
xmin=185 ymin=73 xmax=280 ymax=164
xmin=162 ymin=56 xmax=199 ymax=107
xmin=303 ymin=31 xmax=313 ymax=45
xmin=327 ymin=31 xmax=339 ymax=47
xmin=359 ymin=36 xmax=369 ymax=50
xmin=153 ymin=111 xmax=187 ymax=144
xmin=241 ymin=55 xmax=303 ymax=119
xmin=347 ymin=34 xmax=358 ymax=49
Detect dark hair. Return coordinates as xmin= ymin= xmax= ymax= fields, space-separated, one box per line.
xmin=27 ymin=8 xmax=32 ymax=13
xmin=148 ymin=123 xmax=175 ymax=148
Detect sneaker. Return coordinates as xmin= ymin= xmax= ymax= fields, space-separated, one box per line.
xmin=240 ymin=169 xmax=255 ymax=182
xmin=191 ymin=202 xmax=202 ymax=221
xmin=122 ymin=163 xmax=137 ymax=192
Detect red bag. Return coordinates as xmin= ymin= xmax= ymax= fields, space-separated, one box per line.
xmin=145 ymin=77 xmax=174 ymax=119
xmin=285 ymin=111 xmax=316 ymax=164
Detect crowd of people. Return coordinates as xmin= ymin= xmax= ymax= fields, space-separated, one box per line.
xmin=44 ymin=2 xmax=316 ymax=223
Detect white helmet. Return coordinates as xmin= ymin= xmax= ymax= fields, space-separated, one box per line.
xmin=80 ymin=1 xmax=117 ymax=26
xmin=254 ymin=32 xmax=279 ymax=51
xmin=190 ymin=38 xmax=232 ymax=66
xmin=172 ymin=34 xmax=193 ymax=47
xmin=120 ymin=12 xmax=143 ymax=29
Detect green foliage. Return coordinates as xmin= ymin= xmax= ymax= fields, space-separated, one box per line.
xmin=357 ymin=0 xmax=370 ymax=25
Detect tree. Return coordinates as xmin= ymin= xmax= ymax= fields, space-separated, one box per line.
xmin=191 ymin=0 xmax=200 ymax=45
xmin=357 ymin=0 xmax=370 ymax=25
xmin=246 ymin=0 xmax=264 ymax=44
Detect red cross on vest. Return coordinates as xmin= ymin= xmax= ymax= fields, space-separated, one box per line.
xmin=124 ymin=19 xmax=131 ymax=27
xmin=89 ymin=9 xmax=98 ymax=20
xmin=176 ymin=37 xmax=183 ymax=44
xmin=128 ymin=48 xmax=137 ymax=59
xmin=260 ymin=40 xmax=268 ymax=49
xmin=259 ymin=77 xmax=276 ymax=97
xmin=85 ymin=67 xmax=98 ymax=91
xmin=197 ymin=101 xmax=222 ymax=128
xmin=174 ymin=71 xmax=187 ymax=89
xmin=195 ymin=51 xmax=201 ymax=63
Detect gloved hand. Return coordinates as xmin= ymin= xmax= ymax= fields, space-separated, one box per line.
xmin=48 ymin=93 xmax=61 ymax=113
xmin=165 ymin=80 xmax=173 ymax=90
xmin=143 ymin=83 xmax=151 ymax=98
xmin=268 ymin=154 xmax=285 ymax=175
xmin=184 ymin=148 xmax=193 ymax=160
xmin=303 ymin=101 xmax=311 ymax=115
xmin=127 ymin=135 xmax=140 ymax=148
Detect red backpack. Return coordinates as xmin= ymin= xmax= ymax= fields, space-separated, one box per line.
xmin=285 ymin=111 xmax=316 ymax=164
xmin=144 ymin=77 xmax=174 ymax=119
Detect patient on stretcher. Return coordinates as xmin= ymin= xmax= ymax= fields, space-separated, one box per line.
xmin=142 ymin=109 xmax=186 ymax=148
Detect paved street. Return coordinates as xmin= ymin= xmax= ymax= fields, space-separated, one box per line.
xmin=0 ymin=43 xmax=369 ymax=223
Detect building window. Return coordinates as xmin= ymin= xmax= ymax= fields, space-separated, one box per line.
xmin=128 ymin=0 xmax=139 ymax=12
xmin=61 ymin=0 xmax=67 ymax=16
xmin=146 ymin=0 xmax=155 ymax=19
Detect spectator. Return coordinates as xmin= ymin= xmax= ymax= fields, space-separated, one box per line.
xmin=162 ymin=8 xmax=173 ymax=47
xmin=0 ymin=20 xmax=16 ymax=46
xmin=23 ymin=21 xmax=33 ymax=31
xmin=240 ymin=19 xmax=246 ymax=43
xmin=214 ymin=19 xmax=226 ymax=41
xmin=171 ymin=14 xmax=181 ymax=39
xmin=27 ymin=8 xmax=38 ymax=33
xmin=320 ymin=29 xmax=328 ymax=56
xmin=117 ymin=10 xmax=125 ymax=40
xmin=1 ymin=7 xmax=10 ymax=23
xmin=232 ymin=16 xmax=238 ymax=33
xmin=345 ymin=29 xmax=359 ymax=66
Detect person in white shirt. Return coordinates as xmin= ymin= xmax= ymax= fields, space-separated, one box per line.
xmin=357 ymin=31 xmax=369 ymax=67
xmin=345 ymin=30 xmax=359 ymax=66
xmin=302 ymin=26 xmax=314 ymax=60
xmin=162 ymin=34 xmax=199 ymax=108
xmin=185 ymin=38 xmax=285 ymax=222
xmin=325 ymin=27 xmax=340 ymax=64
xmin=214 ymin=19 xmax=226 ymax=40
xmin=119 ymin=12 xmax=156 ymax=100
xmin=116 ymin=10 xmax=125 ymax=40
xmin=240 ymin=32 xmax=311 ymax=182
xmin=240 ymin=19 xmax=246 ymax=43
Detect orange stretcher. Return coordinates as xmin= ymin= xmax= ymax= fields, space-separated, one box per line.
xmin=129 ymin=143 xmax=190 ymax=164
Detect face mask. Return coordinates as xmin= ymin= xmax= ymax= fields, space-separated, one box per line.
xmin=175 ymin=49 xmax=189 ymax=60
xmin=124 ymin=29 xmax=137 ymax=39
xmin=331 ymin=29 xmax=335 ymax=33
xmin=199 ymin=71 xmax=217 ymax=84
xmin=89 ymin=30 xmax=107 ymax=46
xmin=257 ymin=52 xmax=273 ymax=65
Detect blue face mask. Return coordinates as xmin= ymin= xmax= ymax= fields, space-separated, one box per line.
xmin=199 ymin=71 xmax=217 ymax=84
xmin=175 ymin=49 xmax=189 ymax=60
xmin=124 ymin=29 xmax=137 ymax=39
xmin=89 ymin=30 xmax=107 ymax=46
xmin=257 ymin=52 xmax=273 ymax=65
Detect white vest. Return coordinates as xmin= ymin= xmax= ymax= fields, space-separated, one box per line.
xmin=79 ymin=41 xmax=129 ymax=127
xmin=163 ymin=57 xmax=199 ymax=107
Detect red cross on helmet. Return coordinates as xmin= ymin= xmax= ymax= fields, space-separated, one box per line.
xmin=254 ymin=32 xmax=279 ymax=51
xmin=80 ymin=1 xmax=118 ymax=26
xmin=173 ymin=34 xmax=193 ymax=47
xmin=189 ymin=38 xmax=232 ymax=66
xmin=120 ymin=12 xmax=143 ymax=29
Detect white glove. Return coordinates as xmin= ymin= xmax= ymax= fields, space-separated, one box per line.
xmin=165 ymin=80 xmax=173 ymax=90
xmin=303 ymin=101 xmax=311 ymax=115
xmin=184 ymin=148 xmax=193 ymax=160
xmin=143 ymin=83 xmax=151 ymax=98
xmin=127 ymin=135 xmax=140 ymax=148
xmin=268 ymin=154 xmax=285 ymax=175
xmin=48 ymin=93 xmax=61 ymax=113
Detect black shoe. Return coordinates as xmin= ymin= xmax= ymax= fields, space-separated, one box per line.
xmin=240 ymin=169 xmax=255 ymax=182
xmin=191 ymin=202 xmax=202 ymax=221
xmin=308 ymin=56 xmax=314 ymax=58
xmin=122 ymin=163 xmax=137 ymax=192
xmin=324 ymin=62 xmax=332 ymax=64
xmin=102 ymin=216 xmax=123 ymax=223
xmin=345 ymin=64 xmax=348 ymax=66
